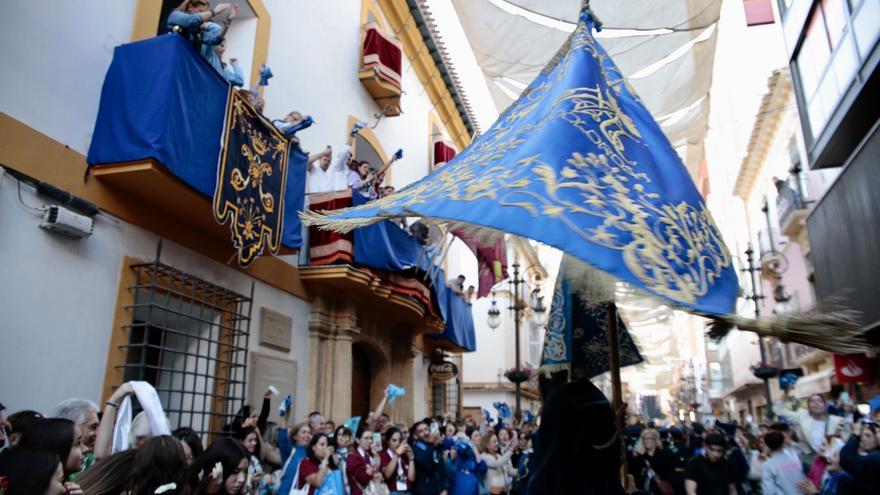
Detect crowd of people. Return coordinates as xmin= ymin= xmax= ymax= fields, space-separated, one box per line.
xmin=624 ymin=393 xmax=880 ymax=495
xmin=0 ymin=382 xmax=540 ymax=495
xmin=3 ymin=380 xmax=880 ymax=495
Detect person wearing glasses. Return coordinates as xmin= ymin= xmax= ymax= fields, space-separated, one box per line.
xmin=685 ymin=433 xmax=736 ymax=495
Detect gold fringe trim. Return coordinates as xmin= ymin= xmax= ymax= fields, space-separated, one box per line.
xmin=708 ymin=309 xmax=870 ymax=354
xmin=298 ymin=209 xmax=384 ymax=233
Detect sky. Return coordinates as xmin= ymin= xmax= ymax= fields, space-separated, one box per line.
xmin=424 ymin=0 xmax=500 ymax=131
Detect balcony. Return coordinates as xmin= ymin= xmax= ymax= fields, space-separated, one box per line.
xmin=301 ymin=190 xmax=476 ymax=352
xmin=359 ymin=23 xmax=403 ymax=116
xmin=756 ymin=228 xmax=785 ymax=280
xmin=86 ymin=34 xmax=300 ymax=255
xmin=775 ymin=177 xmax=810 ymax=243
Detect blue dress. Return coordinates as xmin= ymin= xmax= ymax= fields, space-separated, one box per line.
xmin=448 ymin=441 xmax=488 ymax=495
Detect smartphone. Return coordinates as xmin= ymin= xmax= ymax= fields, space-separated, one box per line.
xmin=857 ymin=404 xmax=871 ymax=416
xmin=372 ymin=432 xmax=382 ymax=445
xmin=430 ymin=422 xmax=440 ymax=435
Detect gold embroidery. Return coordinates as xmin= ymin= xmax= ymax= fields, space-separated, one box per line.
xmin=214 ymin=90 xmax=289 ymax=267
xmin=304 ymin=17 xmax=731 ymax=304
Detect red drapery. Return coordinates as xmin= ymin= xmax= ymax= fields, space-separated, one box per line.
xmin=433 ymin=140 xmax=457 ymax=169
xmin=363 ymin=23 xmax=403 ymax=89
xmin=308 ymin=190 xmax=354 ymax=265
xmin=452 ymin=231 xmax=508 ymax=298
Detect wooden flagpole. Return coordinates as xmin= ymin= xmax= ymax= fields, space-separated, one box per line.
xmin=607 ymin=302 xmax=628 ymax=482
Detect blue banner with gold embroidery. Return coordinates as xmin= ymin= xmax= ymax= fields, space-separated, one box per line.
xmin=303 ymin=11 xmax=736 ymax=316
xmin=214 ymin=91 xmax=289 ymax=267
xmin=541 ymin=268 xmax=643 ymax=378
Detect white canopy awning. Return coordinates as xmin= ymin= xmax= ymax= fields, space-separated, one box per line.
xmin=451 ymin=0 xmax=722 ymax=175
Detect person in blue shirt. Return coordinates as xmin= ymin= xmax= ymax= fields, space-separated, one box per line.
xmin=213 ymin=40 xmax=244 ymax=86
xmin=411 ymin=421 xmax=446 ymax=495
xmin=166 ymin=1 xmax=239 ymax=75
xmin=277 ymin=415 xmax=314 ymax=495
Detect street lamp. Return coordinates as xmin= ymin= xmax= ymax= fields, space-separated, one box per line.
xmin=487 ymin=291 xmax=502 ymax=330
xmin=485 ymin=262 xmax=546 ymax=419
xmin=743 ymin=244 xmax=776 ymax=421
xmin=529 ymin=286 xmax=547 ymax=324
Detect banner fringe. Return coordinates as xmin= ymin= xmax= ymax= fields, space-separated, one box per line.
xmin=706 ymin=308 xmax=870 ymax=354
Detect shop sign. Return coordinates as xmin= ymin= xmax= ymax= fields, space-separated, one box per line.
xmin=834 ymin=353 xmax=872 ymax=383
xmin=429 ymin=360 xmax=458 ymax=381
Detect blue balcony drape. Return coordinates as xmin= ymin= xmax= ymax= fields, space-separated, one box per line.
xmin=87 ymin=34 xmax=228 ymax=197
xmin=351 ymin=195 xmax=475 ymax=350
xmin=87 ymin=34 xmax=305 ymax=249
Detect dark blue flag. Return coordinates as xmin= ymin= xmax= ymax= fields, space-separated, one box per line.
xmin=541 ymin=256 xmax=643 ymax=378
xmin=303 ymin=10 xmax=737 ymax=316
xmin=214 ymin=91 xmax=289 ymax=267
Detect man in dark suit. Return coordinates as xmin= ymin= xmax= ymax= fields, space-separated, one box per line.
xmin=411 ymin=420 xmax=446 ymax=495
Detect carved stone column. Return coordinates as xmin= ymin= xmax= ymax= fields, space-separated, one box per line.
xmin=306 ymin=296 xmax=360 ymax=422
xmin=307 ymin=297 xmax=334 ymax=415
xmin=386 ymin=335 xmax=417 ymax=423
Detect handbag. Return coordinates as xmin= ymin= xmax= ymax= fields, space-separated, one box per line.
xmin=317 ymin=470 xmax=345 ymax=495
xmin=363 ymin=479 xmax=389 ymax=495
xmin=288 ymin=460 xmax=309 ymax=495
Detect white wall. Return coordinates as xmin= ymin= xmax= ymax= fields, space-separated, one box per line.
xmin=260 ymin=0 xmax=453 ymax=192
xmin=0 ymin=0 xmax=138 ymax=154
xmin=0 ymin=177 xmax=311 ymax=421
xmin=0 ymin=0 xmax=457 ymax=193
xmin=0 ymin=0 xmax=479 ymax=419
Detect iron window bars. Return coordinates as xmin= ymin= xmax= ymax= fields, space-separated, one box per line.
xmin=117 ymin=243 xmax=253 ymax=442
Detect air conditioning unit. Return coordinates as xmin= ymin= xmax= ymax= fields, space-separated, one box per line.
xmin=39 ymin=205 xmax=94 ymax=239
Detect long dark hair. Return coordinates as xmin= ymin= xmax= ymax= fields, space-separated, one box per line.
xmin=76 ymin=449 xmax=138 ymax=495
xmin=17 ymin=418 xmax=75 ymax=473
xmin=384 ymin=427 xmax=402 ymax=450
xmin=236 ymin=426 xmax=262 ymax=457
xmin=189 ymin=437 xmax=248 ymax=491
xmin=127 ymin=436 xmax=190 ymax=495
xmin=332 ymin=426 xmax=352 ymax=449
xmin=0 ymin=447 xmax=61 ymax=495
xmin=173 ymin=427 xmax=204 ymax=458
xmin=306 ymin=433 xmax=337 ymax=469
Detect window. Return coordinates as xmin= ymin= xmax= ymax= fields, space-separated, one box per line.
xmin=431 ymin=378 xmax=459 ymax=418
xmin=352 ymin=126 xmax=392 ymax=188
xmin=117 ymin=256 xmax=253 ymax=440
xmin=794 ymin=0 xmax=875 ymax=139
xmin=527 ymin=323 xmax=542 ymax=367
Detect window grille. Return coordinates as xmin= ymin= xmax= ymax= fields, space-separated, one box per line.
xmin=116 ymin=247 xmax=253 ymax=442
xmin=431 ymin=378 xmax=460 ymax=419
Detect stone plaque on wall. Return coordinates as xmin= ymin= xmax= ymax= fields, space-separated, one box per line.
xmin=249 ymin=353 xmax=297 ymax=425
xmin=259 ymin=307 xmax=292 ymax=351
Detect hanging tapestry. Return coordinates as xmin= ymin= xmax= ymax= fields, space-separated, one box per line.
xmin=214 ymin=91 xmax=289 ymax=267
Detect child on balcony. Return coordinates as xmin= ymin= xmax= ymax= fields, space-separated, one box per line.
xmin=166 ymin=1 xmax=239 ymax=74
xmin=213 ymin=41 xmax=243 ymax=86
